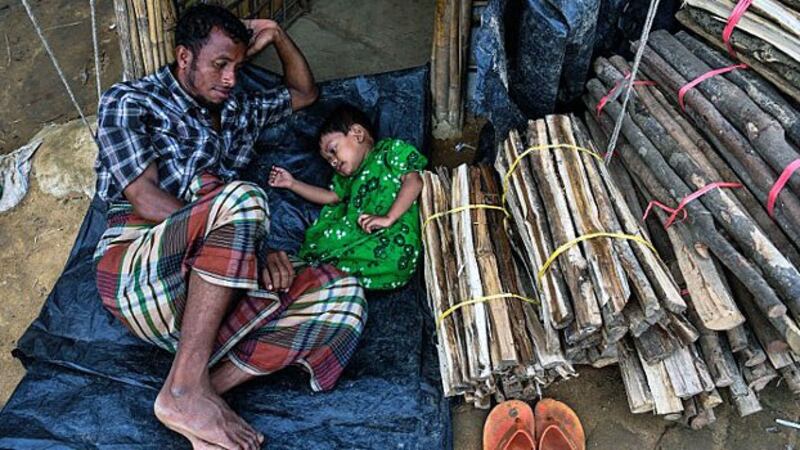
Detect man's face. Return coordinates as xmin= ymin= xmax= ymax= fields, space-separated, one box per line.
xmin=177 ymin=27 xmax=247 ymax=106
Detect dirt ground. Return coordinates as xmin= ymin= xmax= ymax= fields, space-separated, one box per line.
xmin=0 ymin=0 xmax=120 ymax=406
xmin=2 ymin=1 xmax=800 ymax=449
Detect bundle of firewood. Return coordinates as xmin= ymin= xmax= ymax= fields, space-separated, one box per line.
xmin=420 ymin=165 xmax=576 ymax=408
xmin=421 ymin=115 xmax=729 ymax=422
xmin=677 ymin=0 xmax=800 ymax=103
xmin=495 ymin=116 xmax=736 ymax=425
xmin=580 ymin=29 xmax=800 ymax=423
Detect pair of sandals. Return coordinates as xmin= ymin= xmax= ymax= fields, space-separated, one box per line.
xmin=483 ymin=399 xmax=585 ymax=450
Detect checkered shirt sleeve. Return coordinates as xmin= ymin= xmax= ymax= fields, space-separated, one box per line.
xmin=95 ymin=90 xmax=157 ymax=198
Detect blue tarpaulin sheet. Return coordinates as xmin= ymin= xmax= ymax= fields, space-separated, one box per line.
xmin=0 ymin=64 xmax=451 ymax=450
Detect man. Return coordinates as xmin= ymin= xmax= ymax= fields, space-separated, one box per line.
xmin=93 ymin=5 xmax=366 ymax=450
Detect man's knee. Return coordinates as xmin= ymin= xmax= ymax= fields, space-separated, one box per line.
xmin=215 ymin=181 xmax=270 ymax=222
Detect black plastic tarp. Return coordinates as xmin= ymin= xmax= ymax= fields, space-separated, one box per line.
xmin=470 ymin=0 xmax=680 ymax=144
xmin=0 ymin=64 xmax=450 ymax=450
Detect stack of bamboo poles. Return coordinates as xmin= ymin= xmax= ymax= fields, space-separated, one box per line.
xmin=178 ymin=0 xmax=308 ymax=27
xmin=677 ymin=0 xmax=800 ymax=103
xmin=421 ymin=165 xmax=576 ymax=408
xmin=431 ymin=0 xmax=472 ymax=139
xmin=113 ymin=0 xmax=178 ymax=79
xmin=112 ymin=0 xmax=308 ymax=80
xmin=580 ymin=29 xmax=800 ymax=423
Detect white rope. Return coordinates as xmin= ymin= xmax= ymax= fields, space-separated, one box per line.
xmin=90 ymin=0 xmax=102 ymax=108
xmin=20 ymin=0 xmax=96 ymax=136
xmin=603 ymin=0 xmax=661 ymax=164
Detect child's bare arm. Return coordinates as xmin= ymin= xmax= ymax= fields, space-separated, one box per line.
xmin=269 ymin=166 xmax=340 ymax=205
xmin=358 ymin=171 xmax=423 ymax=233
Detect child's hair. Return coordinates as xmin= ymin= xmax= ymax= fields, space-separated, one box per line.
xmin=318 ymin=104 xmax=376 ymax=141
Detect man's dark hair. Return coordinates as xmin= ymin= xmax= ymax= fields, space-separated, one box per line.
xmin=318 ymin=104 xmax=376 ymax=141
xmin=175 ymin=4 xmax=252 ymax=55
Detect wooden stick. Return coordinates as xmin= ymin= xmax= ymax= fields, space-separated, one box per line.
xmin=452 ymin=165 xmax=492 ymax=381
xmin=647 ymin=31 xmax=800 ymax=197
xmin=527 ymin=119 xmax=602 ymax=340
xmin=585 ymin=77 xmax=793 ymax=324
xmin=603 ymin=54 xmax=800 ymax=261
xmin=637 ymin=39 xmax=800 ymax=247
xmin=547 ymin=115 xmax=631 ymax=318
xmin=471 ymin=165 xmax=518 ymax=369
xmin=676 ymin=30 xmax=800 ymax=148
xmin=617 ymin=338 xmax=655 ymax=413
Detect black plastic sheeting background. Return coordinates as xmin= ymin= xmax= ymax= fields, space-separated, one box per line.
xmin=0 ymin=65 xmax=451 ymax=450
xmin=470 ymin=0 xmax=680 ymax=146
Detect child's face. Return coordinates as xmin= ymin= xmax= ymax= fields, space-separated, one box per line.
xmin=319 ymin=125 xmax=372 ymax=177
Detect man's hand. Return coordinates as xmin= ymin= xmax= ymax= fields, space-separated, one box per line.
xmin=268 ymin=166 xmax=295 ymax=189
xmin=243 ymin=19 xmax=284 ymax=58
xmin=358 ymin=214 xmax=395 ymax=234
xmin=262 ymin=250 xmax=295 ymax=292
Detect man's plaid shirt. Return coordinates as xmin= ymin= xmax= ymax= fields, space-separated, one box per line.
xmin=95 ymin=65 xmax=292 ymax=202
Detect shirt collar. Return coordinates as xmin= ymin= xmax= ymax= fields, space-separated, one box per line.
xmin=157 ymin=65 xmax=240 ymax=114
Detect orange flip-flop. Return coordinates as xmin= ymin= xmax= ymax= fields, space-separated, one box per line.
xmin=483 ymin=400 xmax=537 ymax=450
xmin=534 ymin=398 xmax=585 ymax=450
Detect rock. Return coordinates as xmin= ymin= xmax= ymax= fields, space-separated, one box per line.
xmin=31 ymin=117 xmax=98 ymax=199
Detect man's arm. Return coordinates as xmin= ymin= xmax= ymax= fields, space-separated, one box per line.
xmin=123 ymin=162 xmax=184 ymax=223
xmin=245 ymin=20 xmax=318 ymax=110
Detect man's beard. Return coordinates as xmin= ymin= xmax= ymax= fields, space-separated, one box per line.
xmin=186 ymin=59 xmax=223 ymax=112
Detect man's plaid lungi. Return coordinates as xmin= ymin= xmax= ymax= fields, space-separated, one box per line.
xmin=94 ymin=174 xmax=367 ymax=391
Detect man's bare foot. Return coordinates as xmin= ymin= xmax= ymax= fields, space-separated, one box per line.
xmin=154 ymin=383 xmax=265 ymax=450
xmin=188 ymin=435 xmax=226 ymax=450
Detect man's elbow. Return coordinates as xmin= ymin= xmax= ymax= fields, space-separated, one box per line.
xmin=291 ymin=85 xmax=319 ymax=111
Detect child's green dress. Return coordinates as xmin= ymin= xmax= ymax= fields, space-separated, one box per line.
xmin=298 ymin=138 xmax=428 ymax=290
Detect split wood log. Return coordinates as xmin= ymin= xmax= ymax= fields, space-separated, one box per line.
xmin=726 ymin=325 xmax=749 ymax=354
xmin=546 ymin=115 xmax=630 ymax=318
xmin=482 ymin=165 xmax=537 ymax=367
xmin=637 ymin=350 xmax=684 ymax=416
xmin=527 ymin=119 xmax=602 ymax=341
xmin=498 ymin=130 xmax=573 ymax=328
xmin=729 ymin=273 xmax=797 ymax=369
xmin=452 ymin=165 xmax=492 ymax=381
xmin=683 ymin=0 xmax=800 ymax=63
xmin=742 ymin=361 xmax=778 ymax=392
xmin=663 ymin=346 xmax=706 ymax=398
xmin=574 ymin=116 xmax=680 ymax=319
xmin=470 ymin=166 xmax=518 ymax=369
xmin=779 ymin=364 xmax=800 ymax=395
xmin=618 ymin=339 xmax=659 ymax=415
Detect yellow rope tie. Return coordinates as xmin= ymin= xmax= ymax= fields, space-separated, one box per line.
xmin=501 ymin=144 xmax=603 ymax=206
xmin=537 ymin=232 xmax=659 ymax=283
xmin=422 ymin=204 xmax=508 ymax=230
xmin=436 ymin=293 xmax=539 ymax=327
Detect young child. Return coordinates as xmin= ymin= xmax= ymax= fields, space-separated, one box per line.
xmin=268 ymin=105 xmax=428 ymax=290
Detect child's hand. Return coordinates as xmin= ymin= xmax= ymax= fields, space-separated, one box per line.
xmin=358 ymin=214 xmax=394 ymax=234
xmin=269 ymin=166 xmax=295 ymax=189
